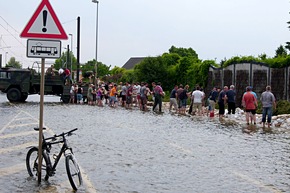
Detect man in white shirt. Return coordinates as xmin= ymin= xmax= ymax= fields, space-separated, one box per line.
xmin=191 ymin=86 xmax=204 ymax=116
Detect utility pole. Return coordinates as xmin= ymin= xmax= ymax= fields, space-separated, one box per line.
xmin=77 ymin=16 xmax=80 ymax=82
xmin=66 ymin=45 xmax=70 ymax=69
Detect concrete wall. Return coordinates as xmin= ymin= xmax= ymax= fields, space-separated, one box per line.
xmin=207 ymin=63 xmax=290 ymax=107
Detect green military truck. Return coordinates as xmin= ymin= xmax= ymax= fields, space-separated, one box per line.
xmin=0 ymin=67 xmax=87 ymax=103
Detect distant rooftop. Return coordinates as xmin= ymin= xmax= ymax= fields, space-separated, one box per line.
xmin=122 ymin=57 xmax=146 ymax=70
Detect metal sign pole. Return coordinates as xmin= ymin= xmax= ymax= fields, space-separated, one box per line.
xmin=37 ymin=57 xmax=45 ymax=184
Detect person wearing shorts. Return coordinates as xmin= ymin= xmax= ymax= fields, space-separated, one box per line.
xmin=140 ymin=82 xmax=148 ymax=111
xmin=109 ymin=84 xmax=118 ymax=107
xmin=69 ymin=84 xmax=75 ymax=104
xmin=169 ymin=85 xmax=178 ymax=112
xmin=242 ymin=86 xmax=258 ymax=125
xmin=87 ymin=84 xmax=94 ymax=105
xmin=126 ymin=83 xmax=133 ymax=109
xmin=76 ymin=86 xmax=83 ymax=104
xmin=191 ymin=86 xmax=204 ymax=116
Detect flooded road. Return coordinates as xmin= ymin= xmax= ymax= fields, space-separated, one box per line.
xmin=0 ymin=93 xmax=289 ymax=193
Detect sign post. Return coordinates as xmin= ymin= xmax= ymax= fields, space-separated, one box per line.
xmin=38 ymin=58 xmax=45 ymax=184
xmin=20 ymin=0 xmax=67 ymax=184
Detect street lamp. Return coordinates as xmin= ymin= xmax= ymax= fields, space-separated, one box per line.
xmin=69 ymin=33 xmax=73 ymax=80
xmin=0 ymin=46 xmax=11 ymax=66
xmin=5 ymin=52 xmax=8 ymax=65
xmin=92 ymin=0 xmax=99 ymax=86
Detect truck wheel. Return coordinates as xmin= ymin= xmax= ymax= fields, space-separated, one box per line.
xmin=20 ymin=93 xmax=28 ymax=102
xmin=7 ymin=88 xmax=21 ymax=102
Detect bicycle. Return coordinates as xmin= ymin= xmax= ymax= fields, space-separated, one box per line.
xmin=26 ymin=128 xmax=82 ymax=190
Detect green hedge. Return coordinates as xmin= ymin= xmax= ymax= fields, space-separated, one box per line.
xmin=274 ymin=100 xmax=290 ymax=115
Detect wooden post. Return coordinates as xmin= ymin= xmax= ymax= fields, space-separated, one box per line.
xmin=37 ymin=58 xmax=45 ymax=184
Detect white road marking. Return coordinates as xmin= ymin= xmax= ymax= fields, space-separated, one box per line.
xmin=231 ymin=170 xmax=283 ymax=193
xmin=0 ymin=163 xmax=25 ymax=176
xmin=14 ymin=117 xmax=35 ymax=121
xmin=0 ymin=111 xmax=22 ymax=134
xmin=79 ymin=166 xmax=98 ymax=193
xmin=168 ymin=142 xmax=193 ymax=154
xmin=7 ymin=123 xmax=38 ymax=128
xmin=0 ymin=142 xmax=36 ymax=154
xmin=0 ymin=130 xmax=36 ymax=139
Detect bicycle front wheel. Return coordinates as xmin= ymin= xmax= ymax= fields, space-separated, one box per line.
xmin=65 ymin=154 xmax=82 ymax=190
xmin=26 ymin=147 xmax=48 ymax=177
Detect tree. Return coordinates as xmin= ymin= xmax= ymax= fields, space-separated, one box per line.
xmin=275 ymin=45 xmax=287 ymax=58
xmin=81 ymin=59 xmax=110 ymax=79
xmin=161 ymin=53 xmax=180 ymax=66
xmin=54 ymin=51 xmax=77 ymax=70
xmin=104 ymin=66 xmax=126 ymax=82
xmin=258 ymin=53 xmax=268 ymax=60
xmin=169 ymin=45 xmax=198 ymax=59
xmin=175 ymin=57 xmax=193 ymax=84
xmin=187 ymin=62 xmax=200 ymax=88
xmin=285 ymin=42 xmax=290 ymax=53
xmin=97 ymin=61 xmax=111 ymax=78
xmin=198 ymin=60 xmax=214 ymax=88
xmin=6 ymin=57 xmax=22 ymax=68
xmin=134 ymin=56 xmax=169 ymax=89
xmin=110 ymin=66 xmax=126 ymax=75
xmin=119 ymin=69 xmax=136 ymax=83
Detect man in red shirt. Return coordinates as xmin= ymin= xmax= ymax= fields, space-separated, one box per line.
xmin=242 ymin=86 xmax=258 ymax=125
xmin=64 ymin=68 xmax=71 ymax=84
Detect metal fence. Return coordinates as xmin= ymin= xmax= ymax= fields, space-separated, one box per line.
xmin=206 ymin=63 xmax=289 ymax=107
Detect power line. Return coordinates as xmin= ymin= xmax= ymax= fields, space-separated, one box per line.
xmin=62 ymin=18 xmax=77 ymax=25
xmin=0 ymin=15 xmax=28 ymax=66
xmin=0 ymin=16 xmax=21 ymax=34
xmin=0 ymin=16 xmax=26 ymax=48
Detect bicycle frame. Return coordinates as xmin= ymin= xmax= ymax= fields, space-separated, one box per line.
xmin=27 ymin=128 xmax=81 ymax=190
xmin=42 ymin=129 xmax=76 ymax=177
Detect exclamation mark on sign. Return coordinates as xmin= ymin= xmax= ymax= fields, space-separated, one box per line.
xmin=42 ymin=10 xmax=48 ymax=32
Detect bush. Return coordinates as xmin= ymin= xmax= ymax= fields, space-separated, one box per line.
xmin=274 ymin=100 xmax=290 ymax=115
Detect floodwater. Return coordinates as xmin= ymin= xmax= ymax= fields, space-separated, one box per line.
xmin=0 ymin=93 xmax=289 ymax=193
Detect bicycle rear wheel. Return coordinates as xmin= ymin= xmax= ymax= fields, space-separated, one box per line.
xmin=65 ymin=154 xmax=82 ymax=190
xmin=26 ymin=147 xmax=48 ymax=177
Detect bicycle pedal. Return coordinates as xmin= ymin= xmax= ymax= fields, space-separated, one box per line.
xmin=48 ymin=171 xmax=55 ymax=176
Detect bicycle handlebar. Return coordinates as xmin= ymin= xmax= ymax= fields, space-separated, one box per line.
xmin=43 ymin=128 xmax=78 ymax=141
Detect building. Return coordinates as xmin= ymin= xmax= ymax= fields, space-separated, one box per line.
xmin=122 ymin=57 xmax=146 ymax=70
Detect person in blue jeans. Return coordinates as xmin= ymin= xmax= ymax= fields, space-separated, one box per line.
xmin=260 ymin=86 xmax=276 ymax=128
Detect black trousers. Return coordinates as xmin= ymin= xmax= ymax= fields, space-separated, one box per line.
xmin=153 ymin=95 xmax=162 ymax=112
xmin=228 ymin=102 xmax=236 ymax=114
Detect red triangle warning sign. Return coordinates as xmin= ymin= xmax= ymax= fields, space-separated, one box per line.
xmin=20 ymin=0 xmax=68 ymax=40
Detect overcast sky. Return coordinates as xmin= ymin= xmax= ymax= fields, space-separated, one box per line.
xmin=1 ymin=0 xmax=290 ymax=68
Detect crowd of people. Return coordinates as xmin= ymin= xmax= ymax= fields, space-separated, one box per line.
xmin=69 ymin=81 xmax=276 ymax=128
xmin=69 ymin=82 xmax=153 ymax=111
xmin=210 ymin=85 xmax=276 ymax=128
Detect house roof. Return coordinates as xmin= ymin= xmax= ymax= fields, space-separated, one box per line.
xmin=122 ymin=57 xmax=146 ymax=70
